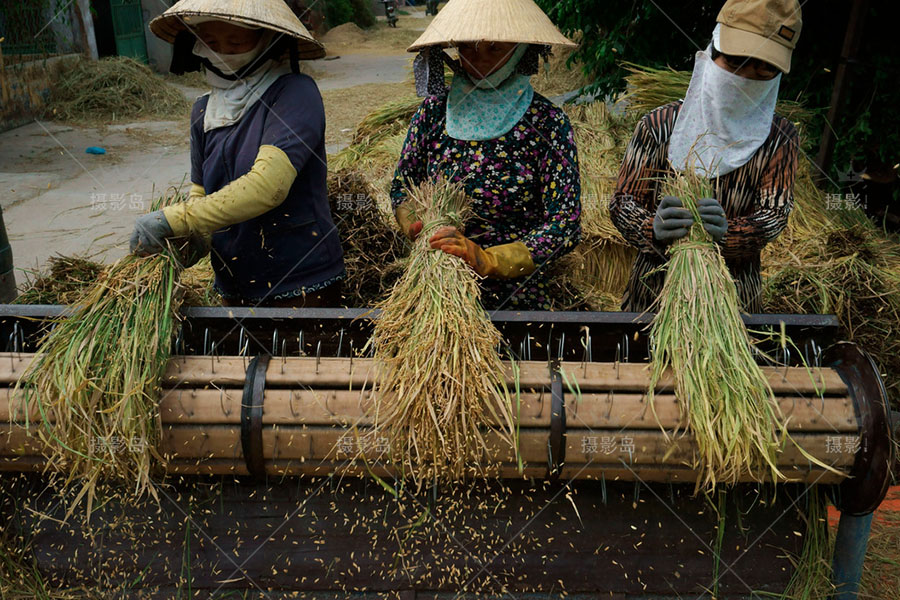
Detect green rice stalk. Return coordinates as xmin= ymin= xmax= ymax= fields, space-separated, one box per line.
xmin=0 ymin=536 xmax=85 ymax=599
xmin=756 ymin=486 xmax=835 ymax=599
xmin=648 ymin=166 xmax=787 ymax=492
xmin=369 ymin=178 xmax=518 ymax=486
xmin=14 ymin=191 xmax=186 ymax=518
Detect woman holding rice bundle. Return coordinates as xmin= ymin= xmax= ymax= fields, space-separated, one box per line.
xmin=130 ymin=0 xmax=344 ymax=307
xmin=610 ymin=0 xmax=801 ymax=313
xmin=391 ymin=0 xmax=582 ymax=311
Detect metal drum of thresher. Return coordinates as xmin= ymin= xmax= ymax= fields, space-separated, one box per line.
xmin=0 ymin=306 xmax=895 ymax=598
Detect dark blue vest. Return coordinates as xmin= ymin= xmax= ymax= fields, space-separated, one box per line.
xmin=190 ymin=73 xmax=344 ymax=300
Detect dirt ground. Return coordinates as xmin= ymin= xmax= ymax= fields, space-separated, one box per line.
xmin=0 ymin=10 xmax=428 ymax=277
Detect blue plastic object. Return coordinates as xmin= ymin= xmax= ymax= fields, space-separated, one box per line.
xmin=85 ymin=147 xmax=107 ymax=155
xmin=831 ymin=512 xmax=874 ymax=599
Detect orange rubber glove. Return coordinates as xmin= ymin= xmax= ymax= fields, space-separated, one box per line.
xmin=429 ymin=226 xmax=535 ymax=279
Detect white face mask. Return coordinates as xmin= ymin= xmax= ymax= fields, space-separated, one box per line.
xmin=192 ymin=35 xmax=266 ymax=76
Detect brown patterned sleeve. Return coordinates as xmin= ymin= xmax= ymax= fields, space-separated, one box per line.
xmin=610 ymin=116 xmax=666 ymax=254
xmin=718 ymin=119 xmax=799 ymax=260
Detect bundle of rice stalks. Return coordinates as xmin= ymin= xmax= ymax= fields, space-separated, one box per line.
xmin=327 ymin=169 xmax=407 ymax=306
xmin=648 ymin=167 xmax=787 ymax=491
xmin=15 ymin=256 xmax=103 ymax=305
xmin=16 ymin=255 xmax=218 ymax=308
xmin=619 ymin=63 xmax=813 ymax=129
xmin=15 ymin=192 xmax=187 ymax=516
xmin=48 ymin=57 xmax=191 ymax=123
xmin=179 ymin=256 xmax=221 ymax=307
xmin=369 ymin=178 xmax=518 ymax=485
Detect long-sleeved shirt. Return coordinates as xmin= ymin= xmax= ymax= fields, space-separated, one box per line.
xmin=610 ymin=101 xmax=798 ymax=313
xmin=390 ymin=93 xmax=582 ymax=310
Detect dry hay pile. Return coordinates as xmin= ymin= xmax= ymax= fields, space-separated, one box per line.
xmin=327 ymin=168 xmax=407 ymax=306
xmin=47 ymin=57 xmax=192 ymax=123
xmin=532 ymin=38 xmax=591 ymax=98
xmin=563 ymin=102 xmax=640 ymax=308
xmin=321 ymin=22 xmax=368 ymax=46
xmin=15 ymin=256 xmax=104 ymax=305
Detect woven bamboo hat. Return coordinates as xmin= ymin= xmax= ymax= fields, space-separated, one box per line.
xmin=407 ymin=0 xmax=576 ymax=52
xmin=150 ymin=0 xmax=325 ymax=60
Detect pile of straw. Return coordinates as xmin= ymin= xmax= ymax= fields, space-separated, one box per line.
xmin=562 ymin=102 xmax=639 ymax=307
xmin=15 ymin=256 xmax=104 ymax=305
xmin=327 ymin=168 xmax=407 ymax=306
xmin=48 ymin=57 xmax=191 ymax=123
xmin=648 ymin=168 xmax=785 ymax=490
xmin=330 ymin=96 xmax=420 ymax=175
xmin=15 ymin=192 xmax=187 ymax=515
xmin=369 ymin=179 xmax=518 ymax=485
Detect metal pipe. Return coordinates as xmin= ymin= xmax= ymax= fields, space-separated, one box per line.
xmin=831 ymin=512 xmax=873 ymax=599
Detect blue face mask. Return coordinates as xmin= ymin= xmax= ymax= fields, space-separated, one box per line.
xmin=446 ymin=43 xmax=534 ymax=141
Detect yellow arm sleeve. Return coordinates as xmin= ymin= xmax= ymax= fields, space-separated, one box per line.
xmin=394 ymin=201 xmax=416 ymax=237
xmin=188 ymin=183 xmax=206 ymax=201
xmin=483 ymin=242 xmax=536 ymax=279
xmin=163 ymin=145 xmax=298 ymax=236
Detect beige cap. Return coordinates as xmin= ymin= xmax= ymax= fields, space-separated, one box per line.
xmin=150 ymin=0 xmax=325 ymax=60
xmin=407 ymin=0 xmax=576 ymax=52
xmin=716 ymin=0 xmax=802 ymax=73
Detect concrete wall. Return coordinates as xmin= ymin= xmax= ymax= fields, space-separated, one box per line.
xmin=142 ymin=0 xmax=174 ymax=73
xmin=0 ymin=54 xmax=82 ymax=133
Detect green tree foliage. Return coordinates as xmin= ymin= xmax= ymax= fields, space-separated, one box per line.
xmin=324 ymin=0 xmax=354 ymax=29
xmin=325 ymin=0 xmax=376 ymax=29
xmin=349 ymin=0 xmax=377 ymax=28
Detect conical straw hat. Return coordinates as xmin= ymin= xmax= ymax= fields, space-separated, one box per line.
xmin=407 ymin=0 xmax=576 ymax=52
xmin=150 ymin=0 xmax=325 ymax=60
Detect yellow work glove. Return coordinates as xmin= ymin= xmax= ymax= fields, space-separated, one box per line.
xmin=429 ymin=226 xmax=535 ymax=279
xmin=163 ymin=145 xmax=298 ymax=236
xmin=394 ymin=201 xmax=424 ymax=240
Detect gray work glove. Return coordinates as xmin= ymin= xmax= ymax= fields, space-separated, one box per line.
xmin=653 ymin=196 xmax=693 ymax=242
xmin=697 ymin=198 xmax=728 ymax=242
xmin=130 ymin=210 xmax=175 ymax=256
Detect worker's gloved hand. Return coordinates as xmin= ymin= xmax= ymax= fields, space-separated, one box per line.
xmin=130 ymin=210 xmax=175 ymax=256
xmin=697 ymin=197 xmax=728 ymax=242
xmin=653 ymin=196 xmax=694 ymax=242
xmin=395 ymin=201 xmax=424 ymax=241
xmin=429 ymin=226 xmax=536 ymax=279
